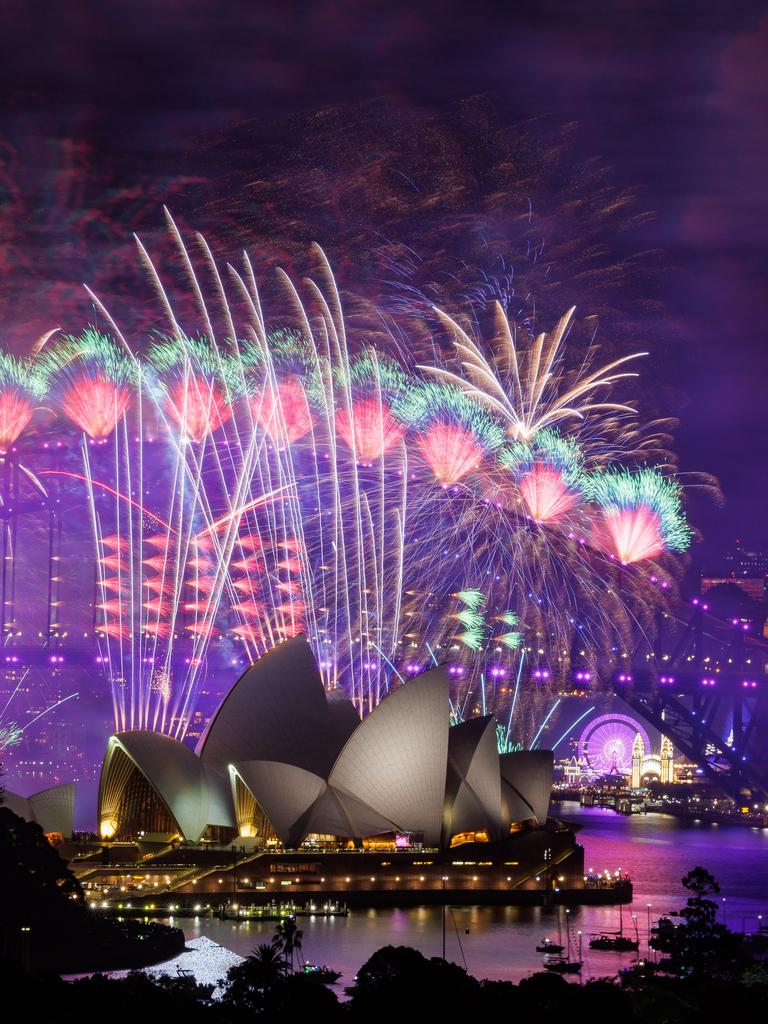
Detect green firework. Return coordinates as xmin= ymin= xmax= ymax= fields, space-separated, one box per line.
xmin=500 ymin=427 xmax=585 ymax=486
xmin=586 ymin=467 xmax=692 ymax=552
xmin=396 ymin=381 xmax=505 ymax=452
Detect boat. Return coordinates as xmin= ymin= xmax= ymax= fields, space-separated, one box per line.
xmin=544 ymin=954 xmax=583 ymax=975
xmin=543 ymin=907 xmax=582 ymax=974
xmin=535 ymin=938 xmax=565 ymax=953
xmin=589 ymin=932 xmax=638 ymax=951
xmin=588 ymin=903 xmax=639 ymax=951
xmin=535 ymin=904 xmax=565 ymax=953
xmin=302 ymin=963 xmax=342 ymax=983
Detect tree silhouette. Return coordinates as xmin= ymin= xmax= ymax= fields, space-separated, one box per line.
xmin=222 ymin=942 xmax=288 ymax=1009
xmin=665 ymin=867 xmax=749 ymax=979
xmin=273 ymin=916 xmax=303 ymax=973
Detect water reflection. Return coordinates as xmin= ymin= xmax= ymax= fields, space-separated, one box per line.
xmin=180 ymin=803 xmax=768 ymax=984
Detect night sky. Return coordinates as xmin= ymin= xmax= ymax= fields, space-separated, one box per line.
xmin=2 ymin=0 xmax=766 ymax=561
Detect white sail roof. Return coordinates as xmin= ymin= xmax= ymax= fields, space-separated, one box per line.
xmin=328 ymin=667 xmax=450 ymax=846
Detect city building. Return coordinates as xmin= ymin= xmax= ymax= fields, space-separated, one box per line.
xmin=631 ymin=732 xmax=675 ymax=788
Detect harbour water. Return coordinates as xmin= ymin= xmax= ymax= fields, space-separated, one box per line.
xmin=176 ymin=803 xmax=768 ymax=984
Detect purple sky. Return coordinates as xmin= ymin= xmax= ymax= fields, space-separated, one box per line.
xmin=2 ymin=0 xmax=767 ymax=559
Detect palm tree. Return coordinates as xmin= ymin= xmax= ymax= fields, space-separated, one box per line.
xmin=224 ymin=941 xmax=288 ymax=1009
xmin=273 ymin=915 xmax=303 ymax=972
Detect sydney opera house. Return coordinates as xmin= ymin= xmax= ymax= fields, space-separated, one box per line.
xmin=0 ymin=637 xmax=602 ymax=906
xmin=97 ymin=637 xmax=554 ymax=852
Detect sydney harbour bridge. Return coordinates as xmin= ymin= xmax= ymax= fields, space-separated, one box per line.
xmin=612 ymin=602 xmax=768 ymax=802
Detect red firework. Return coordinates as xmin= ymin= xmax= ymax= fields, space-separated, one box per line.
xmin=144 ymin=577 xmax=174 ymax=595
xmin=519 ymin=465 xmax=580 ymax=524
xmin=232 ymin=599 xmax=265 ymax=617
xmin=0 ymin=390 xmax=35 ymax=452
xmin=277 ymin=579 xmax=302 ymax=596
xmin=602 ymin=507 xmax=664 ymax=564
xmin=98 ymin=621 xmax=130 ymax=640
xmin=142 ymin=555 xmax=169 ymax=573
xmin=190 ymin=533 xmax=216 ymax=552
xmin=275 ymin=600 xmax=307 ymax=616
xmin=188 ymin=619 xmax=218 ymax=638
xmin=251 ymin=377 xmax=313 ymax=446
xmin=232 ymin=623 xmax=264 ymax=644
xmin=231 ymin=557 xmax=265 ymax=571
xmin=100 ymin=534 xmax=129 ymax=551
xmin=277 ymin=622 xmax=304 ymax=639
xmin=144 ymin=533 xmax=175 ymax=550
xmin=165 ymin=376 xmax=230 ymax=442
xmin=186 ymin=556 xmax=212 ymax=571
xmin=60 ymin=372 xmax=132 ymax=440
xmin=276 ymin=557 xmax=301 ymax=573
xmin=99 ymin=554 xmax=126 ymax=571
xmin=416 ymin=422 xmax=484 ymax=484
xmin=100 ymin=577 xmax=127 ymax=594
xmin=143 ymin=620 xmax=171 ymax=639
xmin=235 ymin=534 xmax=265 ymax=552
xmin=335 ymin=397 xmax=405 ymax=463
xmin=186 ymin=576 xmax=216 ymax=593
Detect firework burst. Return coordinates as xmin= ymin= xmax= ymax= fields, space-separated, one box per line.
xmin=587 ymin=467 xmax=691 ymax=564
xmin=500 ymin=428 xmax=585 ymax=524
xmin=401 ymin=381 xmax=505 ymax=485
xmin=334 ymin=350 xmax=409 ymax=464
xmin=0 ymin=350 xmax=47 ymax=452
xmin=423 ymin=303 xmax=657 ymax=466
xmin=43 ymin=328 xmax=137 ymax=440
xmin=241 ymin=328 xmax=317 ymax=447
xmin=149 ymin=335 xmax=234 ymax=443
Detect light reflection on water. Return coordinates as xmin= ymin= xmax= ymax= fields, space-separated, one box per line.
xmin=179 ymin=803 xmax=768 ymax=984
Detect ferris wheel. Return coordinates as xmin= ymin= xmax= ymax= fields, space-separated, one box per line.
xmin=577 ymin=712 xmax=650 ymax=775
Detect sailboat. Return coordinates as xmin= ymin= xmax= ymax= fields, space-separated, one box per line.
xmin=589 ymin=903 xmax=639 ymax=952
xmin=544 ymin=909 xmax=582 ymax=974
xmin=536 ymin=906 xmax=565 ymax=953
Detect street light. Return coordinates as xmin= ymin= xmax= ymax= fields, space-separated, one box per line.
xmin=441 ymin=875 xmax=449 ymax=960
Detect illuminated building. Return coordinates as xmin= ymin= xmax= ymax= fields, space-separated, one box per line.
xmin=631 ymin=733 xmax=644 ymax=789
xmin=97 ymin=637 xmax=553 ymax=849
xmin=3 ymin=782 xmax=75 ymax=839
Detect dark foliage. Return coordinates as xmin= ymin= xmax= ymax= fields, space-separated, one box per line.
xmin=0 ymin=804 xmax=184 ymax=972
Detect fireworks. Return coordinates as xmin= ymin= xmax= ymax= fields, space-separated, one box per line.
xmin=44 ymin=328 xmax=137 ymax=440
xmin=451 ymin=591 xmax=522 ymax=653
xmin=242 ymin=329 xmax=317 ymax=447
xmin=500 ymin=429 xmax=585 ymax=524
xmin=0 ymin=213 xmax=698 ymax=747
xmin=334 ymin=351 xmax=408 ymax=464
xmin=0 ymin=672 xmax=78 ymax=754
xmin=426 ymin=304 xmax=646 ymax=445
xmin=402 ymin=381 xmax=505 ymax=484
xmin=587 ymin=468 xmax=692 ymax=564
xmin=149 ymin=335 xmax=233 ymax=442
xmin=0 ymin=351 xmax=47 ymax=452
